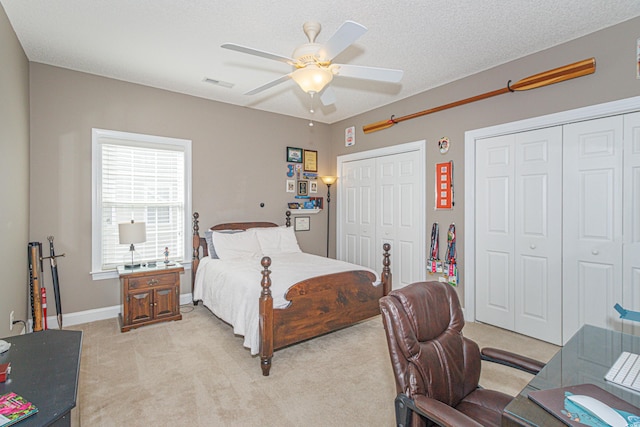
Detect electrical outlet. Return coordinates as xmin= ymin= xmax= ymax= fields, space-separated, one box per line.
xmin=9 ymin=311 xmax=14 ymax=331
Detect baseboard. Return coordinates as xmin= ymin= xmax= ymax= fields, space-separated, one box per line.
xmin=39 ymin=293 xmax=193 ymax=329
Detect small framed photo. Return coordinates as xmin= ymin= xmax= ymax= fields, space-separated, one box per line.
xmin=294 ymin=216 xmax=310 ymax=231
xmin=287 ymin=146 xmax=303 ymax=163
xmin=303 ymin=149 xmax=318 ymax=172
xmin=286 ymin=179 xmax=296 ymax=193
xmin=310 ymin=181 xmax=318 ymax=193
xmin=297 ymin=180 xmax=309 ymax=196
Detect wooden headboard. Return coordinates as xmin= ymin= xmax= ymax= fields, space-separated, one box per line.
xmin=211 ymin=222 xmax=279 ymax=231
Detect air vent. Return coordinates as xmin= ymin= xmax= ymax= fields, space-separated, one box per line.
xmin=203 ymin=78 xmax=234 ymax=89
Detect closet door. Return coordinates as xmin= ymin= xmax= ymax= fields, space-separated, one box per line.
xmin=476 ymin=128 xmax=562 ymax=343
xmin=623 ymin=112 xmax=640 ymax=336
xmin=339 ymin=148 xmax=425 ymax=289
xmin=376 ymin=151 xmax=423 ymax=287
xmin=513 ymin=127 xmax=562 ymax=344
xmin=341 ymin=158 xmax=377 ymax=270
xmin=476 ymin=134 xmax=516 ymax=330
xmin=563 ymin=116 xmax=624 ymax=342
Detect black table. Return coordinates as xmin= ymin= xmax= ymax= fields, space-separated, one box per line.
xmin=502 ymin=324 xmax=640 ymax=426
xmin=0 ymin=330 xmax=82 ymax=426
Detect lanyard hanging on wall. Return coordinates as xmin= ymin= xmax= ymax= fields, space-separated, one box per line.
xmin=428 ymin=223 xmax=442 ymax=273
xmin=444 ymin=223 xmax=458 ymax=286
xmin=445 ymin=223 xmax=456 ymax=263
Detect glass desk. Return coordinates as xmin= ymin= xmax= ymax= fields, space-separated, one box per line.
xmin=502 ymin=324 xmax=640 ymax=426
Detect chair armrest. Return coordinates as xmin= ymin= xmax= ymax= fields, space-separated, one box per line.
xmin=481 ymin=347 xmax=545 ymax=375
xmin=396 ymin=393 xmax=483 ymax=427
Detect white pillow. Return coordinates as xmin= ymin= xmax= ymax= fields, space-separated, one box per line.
xmin=254 ymin=226 xmax=301 ymax=255
xmin=205 ymin=229 xmax=243 ymax=259
xmin=211 ymin=229 xmax=261 ymax=259
xmin=253 ymin=227 xmax=282 ymax=255
xmin=278 ymin=226 xmax=302 ymax=253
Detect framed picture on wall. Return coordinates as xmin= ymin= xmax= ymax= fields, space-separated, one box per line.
xmin=303 ymin=149 xmax=318 ymax=172
xmin=286 ymin=179 xmax=296 ymax=193
xmin=294 ymin=216 xmax=310 ymax=231
xmin=310 ymin=181 xmax=318 ymax=193
xmin=297 ymin=179 xmax=309 ymax=196
xmin=287 ymin=146 xmax=303 ymax=163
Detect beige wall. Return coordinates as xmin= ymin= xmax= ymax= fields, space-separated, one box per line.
xmin=17 ymin=15 xmax=640 ymax=318
xmin=329 ymin=16 xmax=640 ymax=304
xmin=0 ymin=4 xmax=29 ymax=337
xmin=29 ymin=64 xmax=332 ymax=313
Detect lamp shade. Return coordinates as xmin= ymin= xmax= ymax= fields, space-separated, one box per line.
xmin=321 ymin=176 xmax=338 ymax=185
xmin=291 ymin=65 xmax=333 ymax=94
xmin=118 ymin=221 xmax=146 ymax=244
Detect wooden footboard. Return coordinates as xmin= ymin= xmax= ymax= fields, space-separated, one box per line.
xmin=259 ymin=243 xmax=391 ymax=376
xmin=192 ymin=212 xmax=392 ymax=377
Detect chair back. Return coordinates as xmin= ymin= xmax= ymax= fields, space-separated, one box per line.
xmin=379 ymin=281 xmax=481 ymax=407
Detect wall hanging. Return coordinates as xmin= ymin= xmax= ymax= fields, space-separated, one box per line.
xmin=363 ymin=58 xmax=596 ymax=133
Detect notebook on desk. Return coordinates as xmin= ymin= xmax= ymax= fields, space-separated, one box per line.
xmin=528 ymin=383 xmax=640 ymax=427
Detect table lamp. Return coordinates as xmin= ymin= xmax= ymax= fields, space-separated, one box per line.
xmin=119 ymin=220 xmax=146 ymax=269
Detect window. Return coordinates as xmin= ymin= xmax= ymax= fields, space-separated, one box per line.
xmin=91 ymin=129 xmax=192 ymax=280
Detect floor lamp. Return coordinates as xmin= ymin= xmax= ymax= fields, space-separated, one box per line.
xmin=320 ymin=176 xmax=337 ymax=257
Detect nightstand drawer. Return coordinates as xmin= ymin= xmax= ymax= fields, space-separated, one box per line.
xmin=128 ymin=272 xmax=176 ymax=290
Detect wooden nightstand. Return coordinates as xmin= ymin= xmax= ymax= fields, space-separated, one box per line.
xmin=118 ymin=263 xmax=183 ymax=332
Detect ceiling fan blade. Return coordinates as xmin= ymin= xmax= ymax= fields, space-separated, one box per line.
xmin=320 ymin=86 xmax=336 ymax=106
xmin=318 ymin=20 xmax=367 ymax=61
xmin=331 ymin=64 xmax=404 ymax=82
xmin=222 ymin=43 xmax=297 ymax=65
xmin=245 ymin=74 xmax=292 ymax=95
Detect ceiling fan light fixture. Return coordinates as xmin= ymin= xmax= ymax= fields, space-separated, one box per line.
xmin=291 ymin=65 xmax=333 ymax=94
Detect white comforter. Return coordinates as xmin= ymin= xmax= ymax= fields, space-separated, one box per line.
xmin=193 ymin=252 xmax=380 ymax=355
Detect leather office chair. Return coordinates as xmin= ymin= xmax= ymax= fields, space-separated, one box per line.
xmin=379 ymin=281 xmax=545 ymax=427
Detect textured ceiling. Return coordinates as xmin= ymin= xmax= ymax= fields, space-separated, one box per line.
xmin=3 ymin=1 xmax=640 ymax=124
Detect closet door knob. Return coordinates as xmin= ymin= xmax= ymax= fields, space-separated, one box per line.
xmin=530 ymin=244 xmax=536 ymax=249
xmin=592 ymin=250 xmax=599 ymax=255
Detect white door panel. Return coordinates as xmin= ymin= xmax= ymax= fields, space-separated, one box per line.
xmin=376 ymin=151 xmax=422 ymax=287
xmin=563 ymin=116 xmax=623 ymax=342
xmin=341 ymin=159 xmax=376 ymax=269
xmin=514 ymin=127 xmax=562 ymax=344
xmin=577 ymin=261 xmax=617 ymax=329
xmin=476 ymin=135 xmax=515 ymax=329
xmin=339 ymin=148 xmax=424 ymax=289
xmin=476 ymin=127 xmax=562 ymax=344
xmin=623 ymin=112 xmax=640 ymax=335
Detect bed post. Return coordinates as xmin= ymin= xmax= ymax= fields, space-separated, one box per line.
xmin=192 ymin=212 xmax=201 ymax=305
xmin=285 ymin=210 xmax=291 ymax=227
xmin=382 ymin=243 xmax=392 ymax=295
xmin=259 ymin=256 xmax=274 ymax=376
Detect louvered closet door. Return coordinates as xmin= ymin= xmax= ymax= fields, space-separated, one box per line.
xmin=563 ymin=116 xmax=624 ymax=342
xmin=623 ymin=112 xmax=640 ymax=336
xmin=341 ymin=158 xmax=377 ymax=270
xmin=476 ymin=128 xmax=562 ymax=343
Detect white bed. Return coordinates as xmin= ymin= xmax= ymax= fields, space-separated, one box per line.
xmin=193 ymin=226 xmax=380 ymax=354
xmin=190 ymin=214 xmax=392 ymax=376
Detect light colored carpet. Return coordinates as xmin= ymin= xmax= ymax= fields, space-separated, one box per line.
xmin=68 ymin=304 xmax=559 ymax=426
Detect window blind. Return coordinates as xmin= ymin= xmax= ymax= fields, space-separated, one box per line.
xmin=100 ymin=143 xmax=185 ymax=270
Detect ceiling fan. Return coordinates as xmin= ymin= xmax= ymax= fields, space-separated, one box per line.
xmin=221 ymin=20 xmax=404 ymax=106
